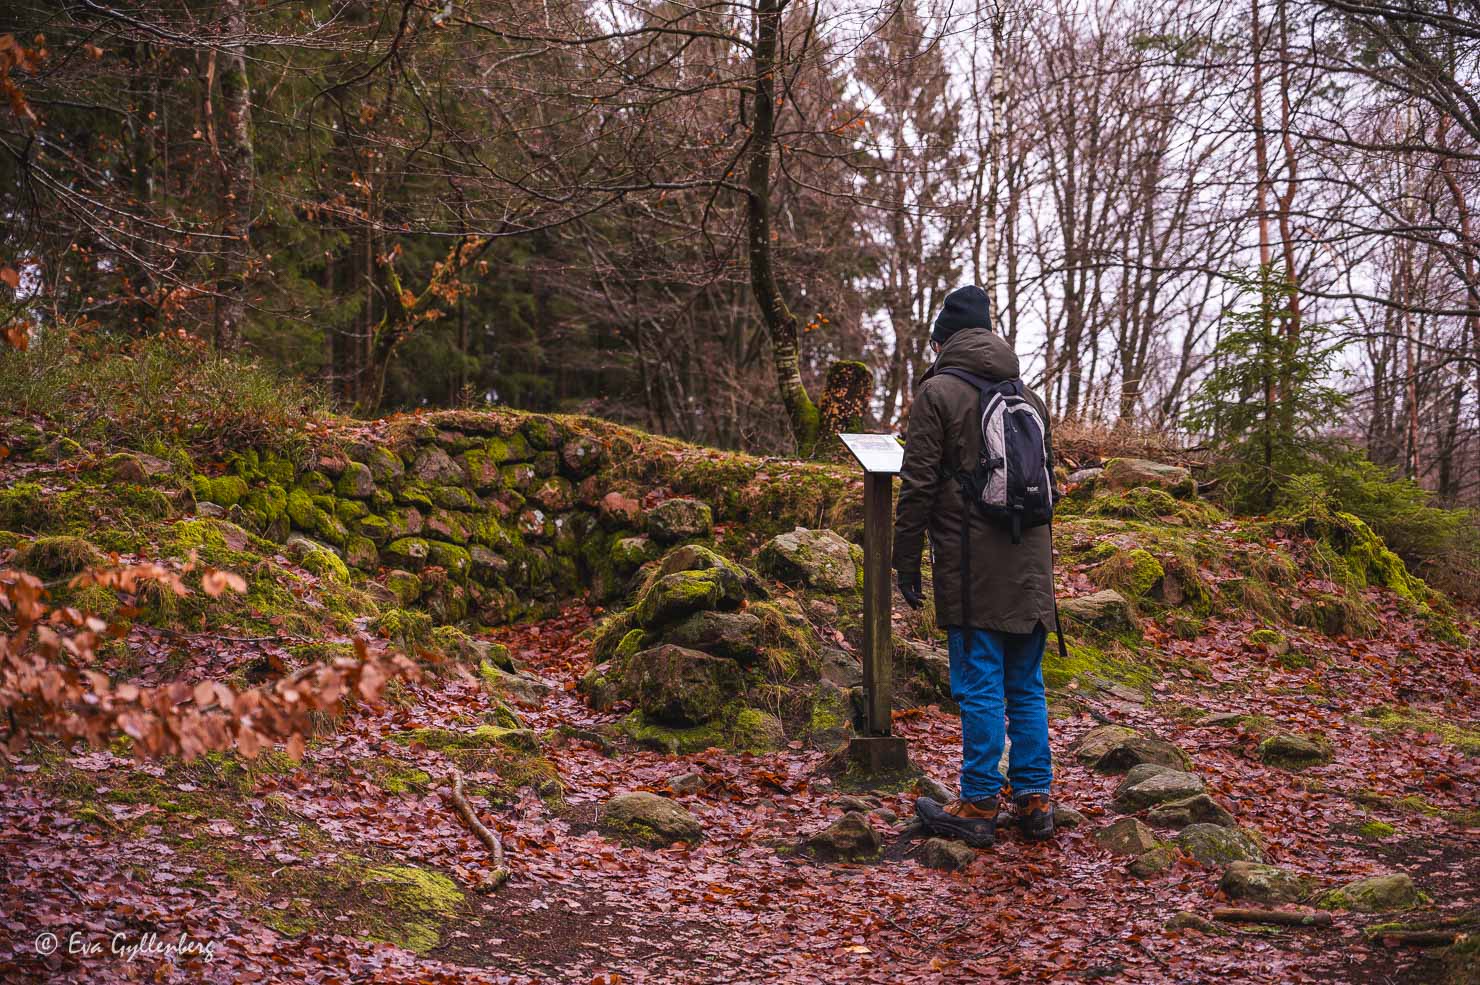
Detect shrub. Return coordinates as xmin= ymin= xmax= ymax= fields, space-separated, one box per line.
xmin=0 ymin=329 xmax=328 ymax=455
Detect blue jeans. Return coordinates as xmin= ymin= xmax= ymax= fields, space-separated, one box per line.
xmin=946 ymin=625 xmax=1053 ymax=802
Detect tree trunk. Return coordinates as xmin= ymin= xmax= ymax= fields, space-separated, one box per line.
xmin=747 ymin=0 xmax=819 ymax=455
xmin=213 ymin=0 xmax=253 ymax=352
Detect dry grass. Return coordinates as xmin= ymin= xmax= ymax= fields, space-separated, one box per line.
xmin=1051 ymin=418 xmax=1207 ymax=471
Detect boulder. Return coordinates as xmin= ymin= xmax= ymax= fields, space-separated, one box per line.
xmin=1220 ymin=862 xmax=1315 ymax=904
xmin=1128 ymin=846 xmax=1178 ymax=878
xmin=1145 ymin=794 xmax=1236 ymax=830
xmin=914 ymin=775 xmax=955 ymax=804
xmin=611 ymin=535 xmax=660 ymax=570
xmin=1054 ymin=806 xmax=1088 ymax=829
xmin=1102 ymin=458 xmax=1194 ymax=496
xmin=633 ymin=567 xmax=746 ymax=628
xmin=411 ymin=445 xmax=464 ymax=485
xmin=1165 ymin=912 xmax=1219 ymax=933
xmin=1174 ymin=824 xmax=1264 ymax=865
xmin=559 ymin=434 xmax=607 ymax=478
xmin=1259 ymin=733 xmax=1332 ymax=769
xmin=668 ymin=772 xmax=706 ymax=796
xmin=336 ymin=461 xmax=376 ymax=498
xmin=1094 ymin=817 xmax=1160 ymax=856
xmin=1089 ymin=733 xmax=1192 ymax=774
xmin=106 ymin=451 xmax=174 ymax=483
xmin=730 ymin=708 xmax=787 ymax=753
xmin=757 ymin=527 xmax=861 ymax=593
xmin=482 ymin=664 xmax=553 ymax=705
xmin=600 ymin=792 xmax=703 ymax=847
xmin=1066 ymin=467 xmax=1104 ymax=487
xmin=621 ymin=644 xmax=743 ymax=726
xmin=1318 ymin=873 xmax=1425 ymax=913
xmin=1071 ymin=725 xmax=1141 ymax=764
xmin=663 ymin=610 xmax=766 ymax=663
xmin=1112 ymin=769 xmax=1205 ymax=813
xmin=1058 ymin=590 xmax=1135 ymax=632
xmin=919 ymin=838 xmax=976 ymax=872
xmin=801 ymin=812 xmax=881 ymax=862
xmin=818 ymin=647 xmax=863 ymax=689
xmin=598 ymin=491 xmax=642 ymax=528
xmin=647 ymin=498 xmax=713 ymax=544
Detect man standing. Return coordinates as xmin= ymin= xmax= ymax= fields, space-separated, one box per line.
xmin=893 ymin=285 xmax=1058 ymax=848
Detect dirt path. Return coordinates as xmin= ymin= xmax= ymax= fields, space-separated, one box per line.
xmin=3 ymin=600 xmax=1476 ymax=984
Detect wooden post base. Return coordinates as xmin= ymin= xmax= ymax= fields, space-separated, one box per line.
xmin=847 ymin=735 xmax=911 ymax=773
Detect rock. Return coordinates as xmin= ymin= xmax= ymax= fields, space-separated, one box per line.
xmin=1071 ymin=725 xmax=1141 ymax=764
xmin=871 ymin=807 xmax=898 ymax=825
xmin=1058 ymin=589 xmax=1135 ymax=632
xmin=1053 ymin=806 xmax=1088 ymax=829
xmin=1318 ymin=873 xmax=1425 ymax=913
xmin=196 ymin=501 xmax=227 ymax=518
xmin=1128 ymin=846 xmax=1178 ymax=877
xmin=611 ymin=535 xmax=660 ymax=570
xmin=600 ymin=792 xmax=703 ymax=847
xmin=1086 ymin=731 xmax=1193 ymax=774
xmin=1165 ymin=911 xmax=1219 ymax=933
xmin=559 ymin=435 xmax=607 ymax=478
xmin=482 ymin=664 xmax=553 ymax=705
xmin=1112 ymin=769 xmax=1204 ymax=812
xmin=385 ymin=569 xmax=422 ymax=605
xmin=599 ymin=491 xmax=642 ymax=528
xmin=1120 ymin=762 xmax=1175 ymax=787
xmin=668 ymin=772 xmax=706 ymax=796
xmin=1102 ymin=458 xmax=1194 ymax=496
xmin=818 ymin=647 xmax=863 ymax=689
xmin=647 ymin=498 xmax=713 ymax=544
xmin=1199 ymin=712 xmax=1246 ymax=728
xmin=336 ymin=461 xmax=376 ymax=498
xmin=757 ymin=527 xmax=861 ymax=593
xmin=621 ymin=644 xmax=743 ymax=726
xmin=919 ymin=838 xmax=976 ymax=871
xmin=801 ymin=812 xmax=881 ymax=862
xmin=411 ymin=445 xmax=464 ymax=484
xmin=730 ymin=708 xmax=786 ymax=752
xmin=1094 ymin=818 xmax=1160 ymax=856
xmin=1259 ymin=733 xmax=1332 ymax=769
xmin=106 ymin=451 xmax=174 ymax=483
xmin=914 ymin=775 xmax=955 ymax=804
xmin=900 ymin=640 xmax=951 ymax=699
xmin=1220 ymin=862 xmax=1315 ymax=904
xmin=1145 ymin=794 xmax=1236 ymax=830
xmin=1066 ymin=467 xmax=1104 ymax=486
xmin=834 ymin=795 xmax=881 ymax=813
xmin=1174 ymin=824 xmax=1264 ymax=865
xmin=633 ymin=567 xmax=746 ymax=628
xmin=663 ymin=610 xmax=766 ymax=663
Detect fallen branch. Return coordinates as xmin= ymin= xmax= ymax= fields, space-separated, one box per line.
xmin=447 ymin=768 xmax=509 ymax=890
xmin=1212 ymin=907 xmax=1332 ymax=927
xmin=1370 ymin=930 xmax=1462 ymax=948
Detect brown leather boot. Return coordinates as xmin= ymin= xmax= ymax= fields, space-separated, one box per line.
xmin=914 ymin=796 xmax=998 ymax=848
xmin=1015 ymin=794 xmax=1055 ymax=841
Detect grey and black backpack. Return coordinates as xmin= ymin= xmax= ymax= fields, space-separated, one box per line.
xmin=937 ymin=368 xmax=1056 ymax=543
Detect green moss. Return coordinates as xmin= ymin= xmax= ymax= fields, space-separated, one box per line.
xmin=1363 ymin=706 xmax=1480 ymax=756
xmin=57 ymin=583 xmax=119 ymax=618
xmin=1093 ymin=547 xmax=1165 ymax=599
xmin=616 ymin=710 xmax=727 ymax=755
xmin=192 ymin=474 xmax=249 ymax=508
xmin=0 ymin=482 xmax=60 ymax=532
xmin=1293 ymin=591 xmax=1377 ymax=637
xmin=285 ymin=488 xmax=317 ymax=529
xmin=372 ymin=761 xmax=432 ymax=794
xmin=360 ymin=865 xmax=464 ymax=952
xmin=392 ymin=725 xmax=537 ymax=752
xmin=1357 ymin=820 xmax=1396 ymax=839
xmin=632 ymin=567 xmax=743 ymax=628
xmin=372 ymin=608 xmax=433 ymax=648
xmin=299 ymin=545 xmax=350 ymax=583
xmin=14 ymin=535 xmax=104 ymax=578
xmin=427 ymin=541 xmax=472 ymax=579
xmin=385 ymin=570 xmax=422 ymax=604
xmin=728 ymin=707 xmax=786 ymax=752
xmin=1248 ymin=628 xmax=1284 ymax=646
xmin=1043 ymin=636 xmax=1150 ymax=692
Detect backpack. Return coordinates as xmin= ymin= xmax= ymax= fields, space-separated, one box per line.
xmin=937 ymin=368 xmax=1056 ymax=544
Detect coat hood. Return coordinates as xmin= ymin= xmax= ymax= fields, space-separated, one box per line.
xmin=923 ymin=327 xmax=1020 ymax=384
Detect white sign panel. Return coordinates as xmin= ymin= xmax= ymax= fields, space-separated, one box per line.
xmin=839 ymin=433 xmax=904 ymax=474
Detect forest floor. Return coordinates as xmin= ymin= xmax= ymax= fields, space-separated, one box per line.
xmin=3 ymin=581 xmax=1478 ymax=984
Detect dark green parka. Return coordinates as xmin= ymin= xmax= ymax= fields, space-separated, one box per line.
xmin=892 ymin=328 xmax=1057 ymax=634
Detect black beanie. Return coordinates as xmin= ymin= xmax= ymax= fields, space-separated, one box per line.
xmin=932 ymin=285 xmax=992 ymax=344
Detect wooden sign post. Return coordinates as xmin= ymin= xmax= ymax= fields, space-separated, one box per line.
xmin=838 ymin=434 xmax=911 ymax=773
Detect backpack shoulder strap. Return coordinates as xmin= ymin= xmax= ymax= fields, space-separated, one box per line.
xmin=935 ymin=367 xmax=994 ymax=393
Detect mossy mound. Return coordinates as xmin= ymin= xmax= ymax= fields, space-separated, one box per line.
xmin=584 ymin=543 xmax=835 ymax=753
xmin=14 ymin=535 xmax=105 ymax=578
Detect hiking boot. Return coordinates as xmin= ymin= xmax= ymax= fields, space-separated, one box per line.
xmin=1015 ymin=794 xmax=1055 ymax=841
xmin=914 ymin=796 xmax=998 ymax=848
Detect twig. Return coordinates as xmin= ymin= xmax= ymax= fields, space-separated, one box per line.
xmin=447 ymin=768 xmax=509 ymax=890
xmin=1212 ymin=907 xmax=1333 ymax=927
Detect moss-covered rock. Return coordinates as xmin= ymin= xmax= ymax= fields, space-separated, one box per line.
xmin=1057 ymin=590 xmax=1135 ymax=633
xmin=757 ymin=527 xmax=860 ymax=593
xmin=729 ymin=708 xmax=787 ymax=753
xmin=335 ymin=461 xmax=376 ymax=499
xmin=1111 ymin=768 xmax=1205 ymax=812
xmin=384 ymin=537 xmax=431 ymax=572
xmin=1174 ymin=823 xmax=1264 ymax=865
xmin=647 ymin=498 xmax=713 ymax=544
xmin=385 ymin=569 xmax=423 ymax=605
xmin=14 ymin=535 xmax=104 ymax=578
xmin=1102 ymin=459 xmax=1195 ymax=497
xmin=599 ymin=791 xmax=703 ymax=847
xmin=373 ymin=607 xmax=433 ymax=648
xmin=801 ymin=811 xmax=881 ymax=862
xmin=611 ymin=534 xmax=659 ymax=571
xmin=1220 ymin=862 xmax=1315 ymax=904
xmin=1259 ymin=732 xmax=1333 ymax=769
xmin=633 ymin=568 xmax=746 ymax=628
xmin=1318 ymin=873 xmax=1426 ymax=913
xmin=621 ymin=644 xmax=743 ymax=725
xmin=359 ymin=865 xmax=464 ymax=952
xmin=662 ymin=610 xmax=767 ymax=663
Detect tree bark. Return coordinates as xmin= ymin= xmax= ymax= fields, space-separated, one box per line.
xmin=747 ymin=0 xmax=819 ymax=455
xmin=213 ymin=0 xmax=254 ymax=352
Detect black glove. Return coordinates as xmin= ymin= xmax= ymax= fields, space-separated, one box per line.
xmin=897 ymin=570 xmax=925 ymax=609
